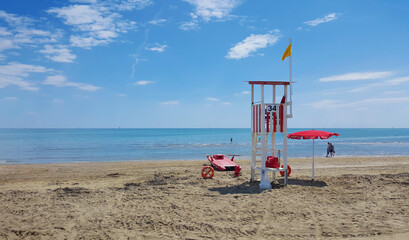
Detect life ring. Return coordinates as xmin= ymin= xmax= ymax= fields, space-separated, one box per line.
xmin=202 ymin=166 xmax=214 ymax=179
xmin=280 ymin=165 xmax=291 ymax=177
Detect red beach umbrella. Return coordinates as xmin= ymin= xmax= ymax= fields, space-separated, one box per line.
xmin=287 ymin=130 xmax=340 ymax=180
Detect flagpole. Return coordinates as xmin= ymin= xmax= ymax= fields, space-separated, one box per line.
xmin=289 ymin=38 xmax=293 ymax=118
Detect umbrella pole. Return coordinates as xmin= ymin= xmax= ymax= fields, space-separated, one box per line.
xmin=312 ymin=139 xmax=315 ymax=180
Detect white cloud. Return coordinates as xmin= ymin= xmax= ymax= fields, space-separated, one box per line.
xmin=206 ymin=97 xmax=220 ymax=101
xmin=304 ymin=97 xmax=409 ymax=109
xmin=43 ymin=75 xmax=100 ymax=91
xmin=302 ymin=99 xmax=339 ymax=109
xmin=145 ymin=44 xmax=167 ymax=52
xmin=346 ymin=75 xmax=409 ymax=93
xmin=348 ymin=86 xmax=370 ymax=93
xmin=180 ymin=20 xmax=199 ymax=31
xmin=234 ymin=90 xmax=250 ymax=96
xmin=384 ymin=90 xmax=405 ymax=95
xmin=70 ymin=35 xmax=109 ymax=48
xmin=48 ymin=5 xmax=105 ymax=26
xmin=40 ymin=45 xmax=77 ymax=63
xmin=0 ymin=38 xmax=18 ymax=51
xmin=117 ymin=93 xmax=128 ymax=97
xmin=319 ymin=71 xmax=394 ymax=82
xmin=48 ymin=4 xmax=138 ymax=49
xmin=386 ymin=76 xmax=409 ymax=85
xmin=0 ymin=10 xmax=57 ymax=54
xmin=226 ymin=31 xmax=280 ymax=59
xmin=69 ymin=0 xmax=97 ymax=3
xmin=0 ymin=62 xmax=51 ymax=77
xmin=161 ymin=100 xmax=179 ymax=105
xmin=149 ymin=18 xmax=167 ymax=25
xmin=181 ymin=0 xmax=240 ymax=30
xmin=0 ymin=62 xmax=52 ymax=91
xmin=304 ymin=13 xmax=338 ymax=27
xmin=134 ymin=80 xmax=154 ymax=85
xmin=113 ymin=0 xmax=153 ymax=11
xmin=53 ymin=99 xmax=64 ymax=103
xmin=222 ymin=102 xmax=231 ymax=105
xmin=0 ymin=27 xmax=11 ymax=36
xmin=68 ymin=0 xmax=152 ymax=12
xmin=0 ymin=10 xmax=33 ymax=28
xmin=4 ymin=96 xmax=17 ymax=100
xmin=130 ymin=54 xmax=147 ymax=79
xmin=184 ymin=0 xmax=240 ymax=22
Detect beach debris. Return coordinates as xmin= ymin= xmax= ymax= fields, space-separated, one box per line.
xmin=106 ymin=173 xmax=123 ymax=178
xmin=53 ymin=187 xmax=91 ymax=196
xmin=147 ymin=173 xmax=168 ymax=186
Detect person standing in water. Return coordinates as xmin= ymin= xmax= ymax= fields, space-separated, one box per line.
xmin=329 ymin=143 xmax=335 ymax=157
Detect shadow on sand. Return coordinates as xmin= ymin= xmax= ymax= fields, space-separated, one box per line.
xmin=209 ymin=178 xmax=327 ymax=195
xmin=279 ymin=178 xmax=328 ymax=187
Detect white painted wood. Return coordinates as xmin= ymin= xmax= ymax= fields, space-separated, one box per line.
xmin=251 ymin=84 xmax=255 ymax=181
xmin=259 ymin=84 xmax=271 ymax=189
xmin=283 ymin=85 xmax=288 ymax=185
xmin=312 ymin=139 xmax=315 ymax=180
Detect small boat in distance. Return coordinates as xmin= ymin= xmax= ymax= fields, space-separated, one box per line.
xmin=206 ymin=154 xmax=241 ymax=171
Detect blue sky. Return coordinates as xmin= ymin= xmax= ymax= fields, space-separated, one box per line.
xmin=0 ymin=0 xmax=408 ymax=128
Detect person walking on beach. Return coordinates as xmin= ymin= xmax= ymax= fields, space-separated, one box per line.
xmin=326 ymin=142 xmax=331 ymax=157
xmin=330 ymin=143 xmax=335 ymax=157
xmin=326 ymin=142 xmax=335 ymax=157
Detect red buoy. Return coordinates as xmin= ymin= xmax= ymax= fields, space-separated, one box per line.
xmin=280 ymin=165 xmax=291 ymax=177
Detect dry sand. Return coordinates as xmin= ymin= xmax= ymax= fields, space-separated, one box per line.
xmin=0 ymin=156 xmax=408 ymax=240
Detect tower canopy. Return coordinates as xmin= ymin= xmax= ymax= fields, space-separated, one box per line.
xmin=247 ymin=81 xmax=290 ymax=86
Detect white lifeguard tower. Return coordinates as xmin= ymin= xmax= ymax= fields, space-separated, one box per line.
xmin=249 ymin=80 xmax=293 ymax=189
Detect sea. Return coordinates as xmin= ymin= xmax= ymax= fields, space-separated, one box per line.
xmin=0 ymin=128 xmax=409 ymax=164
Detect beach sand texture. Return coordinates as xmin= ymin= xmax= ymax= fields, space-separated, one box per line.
xmin=0 ymin=156 xmax=408 ymax=240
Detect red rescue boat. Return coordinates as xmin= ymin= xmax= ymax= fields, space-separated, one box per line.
xmin=206 ymin=154 xmax=241 ymax=171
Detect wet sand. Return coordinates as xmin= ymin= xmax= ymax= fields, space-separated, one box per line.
xmin=0 ymin=156 xmax=408 ymax=239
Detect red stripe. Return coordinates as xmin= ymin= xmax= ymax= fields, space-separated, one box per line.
xmin=258 ymin=105 xmax=261 ymax=133
xmin=280 ymin=104 xmax=284 ymax=132
xmin=254 ymin=106 xmax=257 ymax=133
xmin=255 ymin=105 xmax=258 ymax=133
xmin=252 ymin=105 xmax=255 ymax=132
xmin=273 ymin=112 xmax=277 ymax=132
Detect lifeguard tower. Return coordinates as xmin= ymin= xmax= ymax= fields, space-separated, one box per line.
xmin=249 ymin=80 xmax=293 ymax=189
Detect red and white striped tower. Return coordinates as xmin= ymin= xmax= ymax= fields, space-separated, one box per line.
xmin=249 ymin=81 xmax=292 ymax=189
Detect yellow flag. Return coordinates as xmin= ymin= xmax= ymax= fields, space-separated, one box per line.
xmin=281 ymin=43 xmax=292 ymax=61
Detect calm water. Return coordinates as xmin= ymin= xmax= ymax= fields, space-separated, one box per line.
xmin=1 ymin=128 xmax=409 ymax=164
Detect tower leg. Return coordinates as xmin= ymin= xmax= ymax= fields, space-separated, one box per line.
xmin=251 ymin=133 xmax=255 ymax=182
xmin=259 ymin=84 xmax=271 ymax=190
xmin=283 ymin=86 xmax=289 ymax=186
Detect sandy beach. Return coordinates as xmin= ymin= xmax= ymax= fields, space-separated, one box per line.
xmin=0 ymin=156 xmax=408 ymax=239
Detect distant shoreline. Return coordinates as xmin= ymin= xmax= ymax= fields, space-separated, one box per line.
xmin=3 ymin=155 xmax=409 ymax=166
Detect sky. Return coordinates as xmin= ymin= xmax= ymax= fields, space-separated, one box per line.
xmin=0 ymin=0 xmax=408 ymax=128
